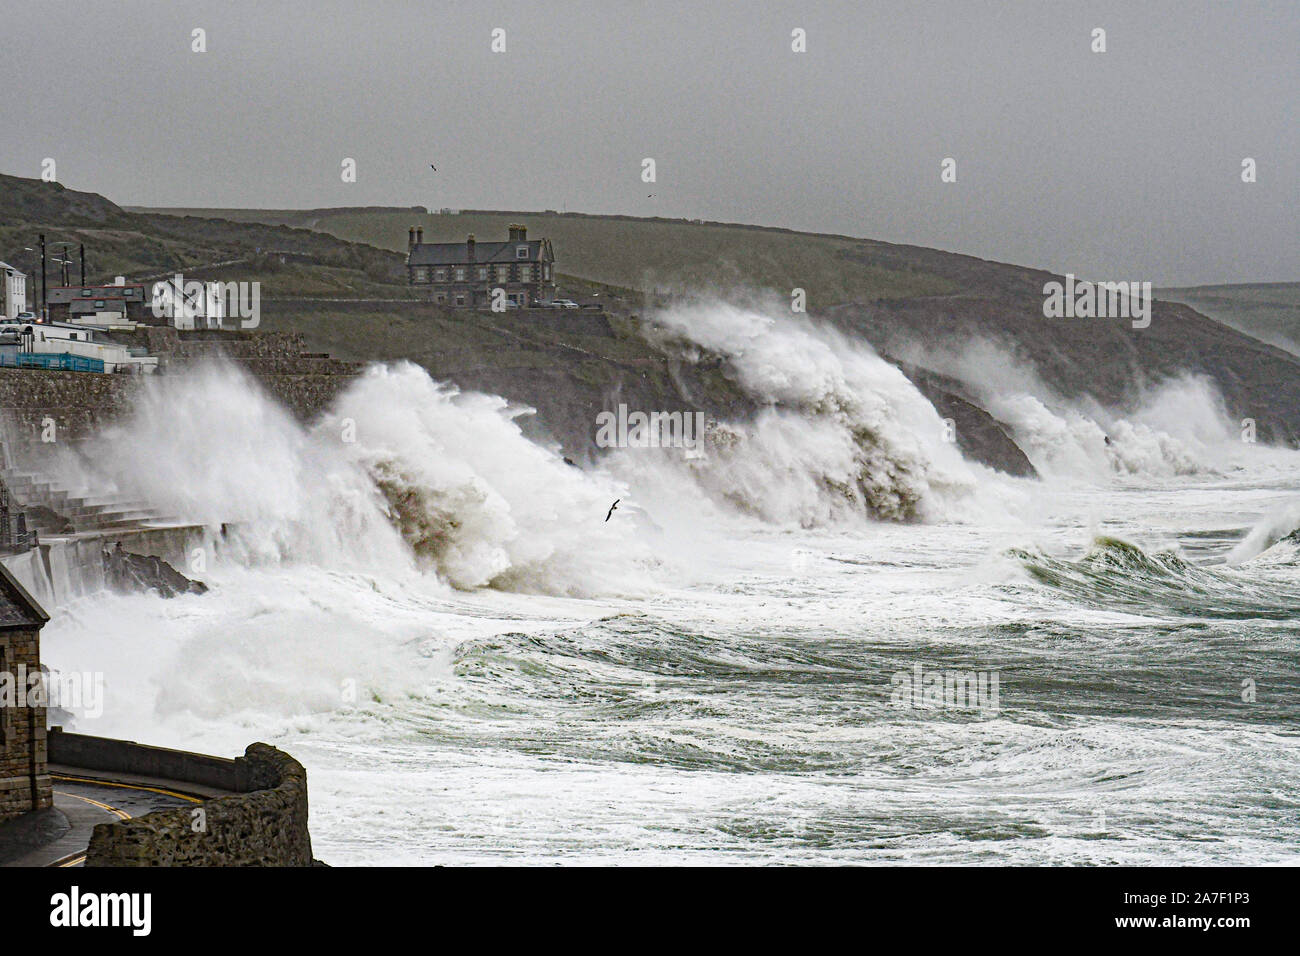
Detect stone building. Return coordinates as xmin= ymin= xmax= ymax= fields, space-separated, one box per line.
xmin=0 ymin=561 xmax=52 ymax=823
xmin=406 ymin=224 xmax=556 ymax=308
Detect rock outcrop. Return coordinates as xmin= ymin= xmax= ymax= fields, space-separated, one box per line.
xmin=103 ymin=547 xmax=207 ymax=598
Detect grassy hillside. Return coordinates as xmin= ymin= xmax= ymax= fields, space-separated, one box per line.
xmin=2 ymin=177 xmax=1040 ymax=473
xmin=23 ymin=177 xmax=1300 ymax=470
xmin=1158 ymin=283 xmax=1300 ymax=357
xmin=135 ymin=206 xmax=965 ymax=304
xmin=0 ymin=178 xmax=754 ymax=463
xmin=0 ymin=175 xmax=411 ymax=296
xmin=139 ymin=202 xmax=1300 ymax=445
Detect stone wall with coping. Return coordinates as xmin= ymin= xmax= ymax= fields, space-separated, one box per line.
xmin=81 ymin=741 xmax=315 ymax=867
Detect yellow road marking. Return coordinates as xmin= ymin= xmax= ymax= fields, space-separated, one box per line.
xmin=54 ymin=790 xmax=131 ymax=821
xmin=52 ymin=773 xmax=203 ymax=804
xmin=46 ymin=776 xmax=205 ymax=867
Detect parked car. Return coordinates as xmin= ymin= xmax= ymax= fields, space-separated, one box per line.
xmin=552 ymin=299 xmax=580 ymax=309
xmin=15 ymin=312 xmax=36 ymax=321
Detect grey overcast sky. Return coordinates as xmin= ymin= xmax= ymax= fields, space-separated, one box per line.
xmin=1 ymin=0 xmax=1295 ymax=286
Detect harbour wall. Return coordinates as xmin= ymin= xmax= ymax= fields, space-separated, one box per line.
xmin=0 ymin=524 xmax=211 ymax=612
xmin=49 ymin=731 xmax=316 ymax=867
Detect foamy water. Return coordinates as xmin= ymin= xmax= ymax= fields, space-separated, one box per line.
xmin=37 ymin=303 xmax=1300 ymax=865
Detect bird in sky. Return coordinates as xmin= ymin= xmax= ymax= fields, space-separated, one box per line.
xmin=430 ymin=164 xmax=437 ymax=171
xmin=605 ymin=499 xmax=620 ymax=522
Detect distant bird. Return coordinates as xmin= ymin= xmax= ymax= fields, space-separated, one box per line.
xmin=430 ymin=164 xmax=438 ymax=171
xmin=605 ymin=499 xmax=620 ymax=522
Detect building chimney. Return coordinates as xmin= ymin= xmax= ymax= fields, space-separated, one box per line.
xmin=508 ymin=223 xmax=525 ymax=243
xmin=416 ymin=227 xmax=424 ymax=245
xmin=466 ymin=234 xmax=476 ymax=262
xmin=408 ymin=226 xmax=417 ymax=253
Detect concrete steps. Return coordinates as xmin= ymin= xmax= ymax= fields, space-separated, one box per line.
xmin=1 ymin=467 xmax=176 ymax=535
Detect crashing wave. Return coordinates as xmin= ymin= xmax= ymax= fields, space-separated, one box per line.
xmin=633 ymin=301 xmax=989 ymax=524
xmin=73 ymin=360 xmax=647 ymax=596
xmin=988 ymin=394 xmax=1211 ymax=479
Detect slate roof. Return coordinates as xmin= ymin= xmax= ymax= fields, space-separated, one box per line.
xmin=0 ymin=560 xmax=48 ymax=631
xmin=408 ymin=239 xmax=546 ymax=267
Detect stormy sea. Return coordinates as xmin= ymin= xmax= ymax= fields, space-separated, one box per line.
xmin=41 ymin=302 xmax=1300 ymax=865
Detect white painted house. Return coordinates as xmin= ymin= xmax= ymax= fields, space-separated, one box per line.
xmin=0 ymin=263 xmax=27 ymax=320
xmin=148 ymin=276 xmax=227 ymax=330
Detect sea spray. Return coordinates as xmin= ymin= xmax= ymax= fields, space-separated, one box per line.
xmin=881 ymin=334 xmax=1242 ymax=481
xmin=87 ymin=360 xmax=408 ymax=572
xmin=625 ymin=299 xmax=994 ymax=524
xmin=70 ymin=360 xmax=650 ymax=596
xmin=321 ymin=363 xmax=651 ymax=595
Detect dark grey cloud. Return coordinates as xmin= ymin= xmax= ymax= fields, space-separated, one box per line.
xmin=1 ymin=0 xmax=1294 ymax=285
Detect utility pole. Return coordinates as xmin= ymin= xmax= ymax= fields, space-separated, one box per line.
xmin=39 ymin=234 xmax=46 ymax=321
xmin=79 ymin=243 xmax=85 ymax=285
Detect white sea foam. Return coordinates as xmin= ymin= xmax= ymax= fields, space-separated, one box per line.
xmin=622 ymin=300 xmax=1006 ymax=525
xmin=72 ymin=360 xmax=645 ymax=596
xmin=30 ymin=345 xmax=1300 ymax=867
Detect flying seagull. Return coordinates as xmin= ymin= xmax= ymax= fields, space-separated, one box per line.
xmin=605 ymin=499 xmax=620 ymax=522
xmin=430 ymin=164 xmax=437 ymax=171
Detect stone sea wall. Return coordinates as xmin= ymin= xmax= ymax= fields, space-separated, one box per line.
xmin=80 ymin=741 xmax=315 ymax=867
xmin=0 ymin=525 xmax=211 ymax=613
xmin=0 ymin=332 xmax=361 ymax=449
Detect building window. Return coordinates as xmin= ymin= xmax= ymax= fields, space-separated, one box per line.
xmin=516 ymin=245 xmax=528 ymax=259
xmin=455 ymin=294 xmax=466 ymax=306
xmin=496 ymin=266 xmax=510 ymax=283
xmin=81 ymin=289 xmax=92 ymax=296
xmin=434 ymin=268 xmax=447 ymax=282
xmin=478 ymin=267 xmax=488 ymax=280
xmin=414 ymin=268 xmax=429 ymax=282
xmin=95 ymin=301 xmax=105 ymax=308
xmin=519 ymin=265 xmax=532 ymax=281
xmin=434 ymin=294 xmax=446 ymax=303
xmin=454 ymin=268 xmax=466 ymax=281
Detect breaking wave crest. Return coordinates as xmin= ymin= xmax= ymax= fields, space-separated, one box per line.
xmin=321 ymin=364 xmax=648 ymax=595
xmin=984 ymin=372 xmax=1242 ymax=481
xmin=1010 ymin=536 xmax=1300 ymax=619
xmin=78 ymin=361 xmax=646 ymax=596
xmin=629 ymin=300 xmax=996 ymax=525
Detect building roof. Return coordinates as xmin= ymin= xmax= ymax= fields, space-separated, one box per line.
xmin=0 ymin=559 xmax=49 ymax=631
xmin=46 ymin=287 xmax=146 ymax=305
xmin=0 ymin=262 xmax=25 ymax=278
xmin=408 ymin=239 xmax=547 ymax=267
